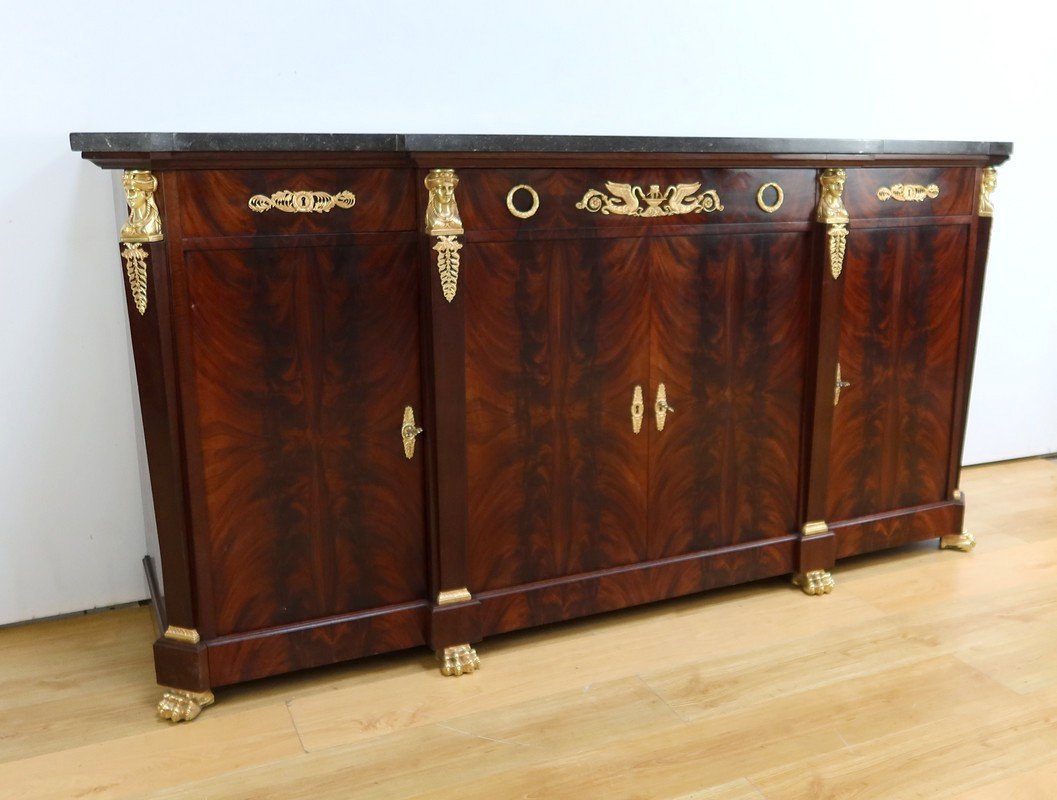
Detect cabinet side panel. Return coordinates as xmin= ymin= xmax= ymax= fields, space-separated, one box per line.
xmin=464 ymin=239 xmax=650 ymax=592
xmin=828 ymin=224 xmax=968 ymax=525
xmin=182 ymin=241 xmax=427 ymax=635
xmin=124 ymin=237 xmax=196 ymax=629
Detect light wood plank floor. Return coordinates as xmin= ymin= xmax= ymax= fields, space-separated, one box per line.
xmin=3 ymin=458 xmax=1056 ymax=799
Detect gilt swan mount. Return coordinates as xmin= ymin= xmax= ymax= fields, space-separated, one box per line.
xmin=576 ymin=181 xmax=724 ymax=217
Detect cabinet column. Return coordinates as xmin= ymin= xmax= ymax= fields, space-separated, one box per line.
xmin=940 ymin=166 xmax=1000 ymax=553
xmin=795 ymin=168 xmax=850 ymax=595
xmin=419 ymin=167 xmax=483 ymax=673
xmin=117 ymin=170 xmax=211 ymax=719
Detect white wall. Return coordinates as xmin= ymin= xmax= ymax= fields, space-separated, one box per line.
xmin=0 ymin=1 xmax=1052 ymax=624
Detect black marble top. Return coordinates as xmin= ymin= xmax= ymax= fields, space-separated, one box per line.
xmin=70 ymin=132 xmax=1013 ymax=157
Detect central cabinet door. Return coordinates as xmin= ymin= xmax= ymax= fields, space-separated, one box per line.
xmin=464 ymin=230 xmax=810 ymax=592
xmin=465 ymin=239 xmax=650 ymax=591
xmin=647 ymin=233 xmax=810 ymax=558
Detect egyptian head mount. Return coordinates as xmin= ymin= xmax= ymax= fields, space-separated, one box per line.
xmin=120 ymin=170 xmax=164 ymax=243
xmin=817 ymin=168 xmax=849 ymax=225
xmin=979 ymin=166 xmax=997 ymax=217
xmin=425 ymin=168 xmax=463 ymax=236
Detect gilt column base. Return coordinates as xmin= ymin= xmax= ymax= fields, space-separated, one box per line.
xmin=438 ymin=644 xmax=481 ymax=676
xmin=157 ymin=688 xmax=215 ymax=722
xmin=940 ymin=530 xmax=976 ymax=552
xmin=793 ymin=569 xmax=835 ymax=596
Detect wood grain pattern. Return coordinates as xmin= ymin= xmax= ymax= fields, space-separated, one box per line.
xmin=464 ymin=238 xmax=650 ymax=592
xmin=417 ymin=168 xmax=474 ymax=626
xmin=946 ymin=201 xmax=992 ymax=494
xmin=456 ymin=168 xmax=817 ymax=231
xmin=206 ymin=602 xmax=428 ymax=686
xmin=832 ymin=501 xmax=962 ymax=560
xmin=477 ymin=537 xmax=796 ymax=636
xmin=828 ymin=224 xmax=969 ymax=534
xmin=794 ymin=223 xmax=843 ymax=573
xmin=648 ymin=232 xmax=810 ymax=557
xmin=180 ymin=240 xmax=426 ymax=636
xmin=843 ymin=167 xmax=975 ymax=219
xmin=123 ymin=235 xmax=197 ymax=631
xmin=153 ymin=637 xmax=209 ymax=693
xmin=178 ymin=168 xmax=416 ymax=238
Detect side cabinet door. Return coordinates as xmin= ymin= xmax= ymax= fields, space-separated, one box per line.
xmin=179 ymin=239 xmax=427 ymax=636
xmin=647 ymin=232 xmax=811 ymax=559
xmin=464 ymin=238 xmax=650 ymax=592
xmin=827 ymin=224 xmax=969 ymax=525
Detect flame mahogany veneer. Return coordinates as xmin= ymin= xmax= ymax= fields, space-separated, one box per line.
xmin=73 ymin=134 xmax=1010 ymax=699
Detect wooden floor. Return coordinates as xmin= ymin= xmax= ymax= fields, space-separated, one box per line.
xmin=3 ymin=458 xmax=1056 ymax=799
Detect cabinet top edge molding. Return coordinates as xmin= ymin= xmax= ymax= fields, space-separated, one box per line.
xmin=69 ymin=132 xmax=1013 ymax=158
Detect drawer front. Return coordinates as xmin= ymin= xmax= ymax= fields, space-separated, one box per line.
xmin=844 ymin=167 xmax=976 ymax=219
xmin=455 ymin=168 xmax=817 ymax=231
xmin=178 ymin=168 xmax=416 ymax=237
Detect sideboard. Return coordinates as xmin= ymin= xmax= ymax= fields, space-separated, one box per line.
xmin=71 ymin=133 xmax=1011 ymax=721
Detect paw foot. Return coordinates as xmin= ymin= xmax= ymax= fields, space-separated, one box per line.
xmin=940 ymin=531 xmax=976 ymax=552
xmin=157 ymin=689 xmax=215 ymax=722
xmin=793 ymin=569 xmax=835 ymax=596
xmin=439 ymin=644 xmax=481 ymax=676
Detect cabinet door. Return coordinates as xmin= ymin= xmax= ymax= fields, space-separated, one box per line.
xmin=464 ymin=239 xmax=650 ymax=591
xmin=182 ymin=241 xmax=426 ymax=636
xmin=827 ymin=225 xmax=968 ymax=521
xmin=648 ymin=233 xmax=811 ymax=558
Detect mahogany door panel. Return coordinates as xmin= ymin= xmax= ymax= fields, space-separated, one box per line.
xmin=181 ymin=241 xmax=426 ymax=635
xmin=464 ymin=238 xmax=650 ymax=592
xmin=828 ymin=224 xmax=968 ymax=523
xmin=648 ymin=232 xmax=810 ymax=558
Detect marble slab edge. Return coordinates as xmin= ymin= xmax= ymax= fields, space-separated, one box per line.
xmin=70 ymin=132 xmax=1013 ymax=157
xmin=69 ymin=132 xmax=405 ymax=153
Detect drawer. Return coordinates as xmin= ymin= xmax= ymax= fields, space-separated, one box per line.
xmin=843 ymin=167 xmax=976 ymax=220
xmin=454 ymin=168 xmax=817 ymax=231
xmin=177 ymin=168 xmax=416 ymax=238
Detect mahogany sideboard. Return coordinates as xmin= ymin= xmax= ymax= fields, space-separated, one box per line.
xmin=71 ymin=133 xmax=1011 ymax=721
